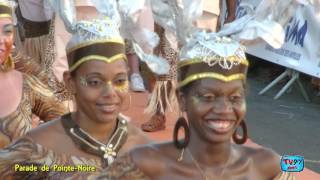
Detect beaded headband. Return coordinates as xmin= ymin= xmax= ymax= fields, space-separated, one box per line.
xmin=149 ymin=0 xmax=293 ymax=88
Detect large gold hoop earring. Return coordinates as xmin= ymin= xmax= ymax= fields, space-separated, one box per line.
xmin=232 ymin=120 xmax=248 ymax=144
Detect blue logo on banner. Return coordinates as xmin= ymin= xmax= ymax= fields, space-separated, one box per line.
xmin=285 ymin=18 xmax=308 ymax=47
xmin=281 ymin=155 xmax=304 ymax=172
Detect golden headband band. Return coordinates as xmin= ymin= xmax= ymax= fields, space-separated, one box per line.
xmin=67 ymin=41 xmax=127 ymax=72
xmin=69 ymin=54 xmax=127 ymax=72
xmin=177 ymin=59 xmax=249 ymax=88
xmin=178 ymin=72 xmax=246 ymax=88
xmin=0 ymin=3 xmax=12 ymax=18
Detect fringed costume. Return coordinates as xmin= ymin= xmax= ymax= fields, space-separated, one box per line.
xmin=141 ymin=23 xmax=178 ymax=132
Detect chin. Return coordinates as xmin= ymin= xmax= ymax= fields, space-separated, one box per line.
xmin=96 ymin=112 xmax=119 ymax=123
xmin=205 ymin=134 xmax=233 ymax=144
xmin=200 ymin=127 xmax=234 ymax=144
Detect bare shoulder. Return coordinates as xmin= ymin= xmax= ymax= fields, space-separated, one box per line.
xmin=117 ymin=115 xmax=153 ymax=155
xmin=26 ymin=118 xmax=65 ymax=146
xmin=129 ymin=142 xmax=173 ymax=177
xmin=127 ymin=122 xmax=153 ymax=144
xmin=239 ymin=145 xmax=281 ymax=178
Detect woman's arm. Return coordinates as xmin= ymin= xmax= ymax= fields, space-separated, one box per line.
xmin=14 ymin=53 xmax=49 ymax=86
xmin=26 ymin=75 xmax=68 ymax=121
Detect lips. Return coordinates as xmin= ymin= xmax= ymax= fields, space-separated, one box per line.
xmin=205 ymin=119 xmax=235 ymax=134
xmin=97 ymin=104 xmax=118 ymax=113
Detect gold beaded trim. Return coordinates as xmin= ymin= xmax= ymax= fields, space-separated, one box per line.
xmin=178 ymin=57 xmax=249 ymax=68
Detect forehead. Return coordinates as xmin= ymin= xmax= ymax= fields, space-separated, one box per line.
xmin=192 ymin=79 xmax=244 ymax=92
xmin=76 ymin=59 xmax=128 ymax=76
xmin=0 ymin=17 xmax=12 ymax=26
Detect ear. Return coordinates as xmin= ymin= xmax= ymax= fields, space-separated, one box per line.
xmin=176 ymin=90 xmax=187 ymax=112
xmin=63 ymin=71 xmax=76 ymax=94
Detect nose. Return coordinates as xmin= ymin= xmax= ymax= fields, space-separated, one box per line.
xmin=212 ymin=97 xmax=233 ymax=114
xmin=101 ymin=83 xmax=117 ymax=97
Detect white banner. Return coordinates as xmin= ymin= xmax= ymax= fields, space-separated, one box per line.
xmin=235 ymin=0 xmax=320 ymax=78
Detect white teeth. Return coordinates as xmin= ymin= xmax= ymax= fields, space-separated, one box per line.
xmin=208 ymin=121 xmax=232 ymax=130
xmin=100 ymin=105 xmax=116 ymax=112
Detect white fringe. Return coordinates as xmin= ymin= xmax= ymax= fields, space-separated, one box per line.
xmin=144 ymin=80 xmax=178 ymax=116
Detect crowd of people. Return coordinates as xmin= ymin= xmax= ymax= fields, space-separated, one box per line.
xmin=0 ymin=0 xmax=313 ymax=179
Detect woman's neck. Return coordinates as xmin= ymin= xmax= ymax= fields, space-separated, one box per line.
xmin=187 ymin=130 xmax=232 ymax=167
xmin=72 ymin=112 xmax=118 ymax=144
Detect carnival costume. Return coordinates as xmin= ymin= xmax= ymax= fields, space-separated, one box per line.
xmin=0 ymin=0 xmax=67 ymax=149
xmin=14 ymin=0 xmax=72 ymax=102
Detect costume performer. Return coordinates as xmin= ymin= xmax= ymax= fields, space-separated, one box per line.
xmin=0 ymin=0 xmax=67 ymax=149
xmin=141 ymin=0 xmax=237 ymax=132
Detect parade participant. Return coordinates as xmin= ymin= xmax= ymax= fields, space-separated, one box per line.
xmin=140 ymin=22 xmax=179 ymax=132
xmin=0 ymin=0 xmax=152 ymax=179
xmin=141 ymin=0 xmax=237 ymax=132
xmin=13 ymin=0 xmax=74 ymax=104
xmin=90 ymin=0 xmax=295 ymax=179
xmin=0 ymin=0 xmax=67 ymax=149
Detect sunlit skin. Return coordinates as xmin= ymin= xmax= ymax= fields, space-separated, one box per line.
xmin=121 ymin=78 xmax=281 ymax=179
xmin=0 ymin=17 xmax=14 ymax=66
xmin=62 ymin=59 xmax=130 ymax=142
xmin=5 ymin=58 xmax=151 ymax=163
xmin=181 ymin=79 xmax=246 ymax=144
xmin=64 ymin=59 xmax=129 ymax=131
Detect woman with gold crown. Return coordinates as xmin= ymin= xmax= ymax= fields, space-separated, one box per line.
xmin=0 ymin=0 xmax=67 ymax=149
xmin=140 ymin=0 xmax=237 ymax=132
xmin=0 ymin=0 xmax=160 ymax=179
xmin=89 ymin=0 xmax=299 ymax=179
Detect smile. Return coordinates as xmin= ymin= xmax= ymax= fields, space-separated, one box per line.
xmin=206 ymin=120 xmax=235 ymax=134
xmin=97 ymin=104 xmax=117 ymax=113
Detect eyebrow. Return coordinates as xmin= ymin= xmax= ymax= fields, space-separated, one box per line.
xmin=115 ymin=72 xmax=127 ymax=77
xmin=3 ymin=24 xmax=14 ymax=29
xmin=85 ymin=72 xmax=103 ymax=77
xmin=85 ymin=72 xmax=127 ymax=78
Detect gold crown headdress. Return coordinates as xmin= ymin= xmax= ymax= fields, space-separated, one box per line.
xmin=149 ymin=0 xmax=298 ymax=88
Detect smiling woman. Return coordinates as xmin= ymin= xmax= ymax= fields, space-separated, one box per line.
xmin=0 ymin=0 xmax=151 ymax=179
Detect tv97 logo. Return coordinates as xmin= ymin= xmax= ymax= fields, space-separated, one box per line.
xmin=281 ymin=155 xmax=304 ymax=172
